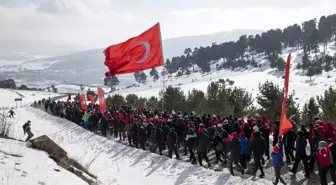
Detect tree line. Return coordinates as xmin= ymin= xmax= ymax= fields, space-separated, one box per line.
xmin=100 ymin=78 xmax=336 ymax=125
xmin=0 ymin=79 xmax=58 ymax=93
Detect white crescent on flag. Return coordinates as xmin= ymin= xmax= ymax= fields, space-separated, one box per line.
xmin=135 ymin=41 xmax=150 ymax=64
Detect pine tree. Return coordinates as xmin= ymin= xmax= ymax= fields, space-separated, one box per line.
xmin=186 ymin=89 xmax=207 ymax=115
xmin=302 ymin=97 xmax=320 ymax=123
xmin=104 ymin=76 xmax=119 ymax=92
xmin=324 ymin=55 xmax=333 ymax=76
xmin=317 ymin=87 xmax=336 ymax=121
xmin=106 ymin=94 xmax=125 ymax=106
xmin=150 ymin=68 xmax=159 ymax=81
xmin=159 ymin=86 xmax=186 ymax=112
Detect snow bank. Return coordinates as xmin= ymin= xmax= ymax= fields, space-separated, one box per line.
xmin=0 ymin=138 xmax=87 ymax=185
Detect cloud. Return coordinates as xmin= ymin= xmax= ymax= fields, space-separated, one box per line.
xmin=0 ymin=0 xmax=335 ymax=49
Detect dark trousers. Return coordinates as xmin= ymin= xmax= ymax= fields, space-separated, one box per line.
xmin=274 ymin=167 xmax=286 ymax=185
xmin=292 ymin=154 xmax=310 ymax=177
xmin=319 ymin=165 xmax=336 ymax=185
xmin=253 ymin=155 xmax=265 ymax=175
xmin=240 ymin=154 xmax=247 ymax=169
xmin=197 ymin=151 xmax=210 ymax=167
xmin=128 ymin=135 xmax=132 ymax=146
xmin=189 ymin=148 xmax=196 ymax=163
xmin=229 ymin=157 xmax=243 ymax=175
xmin=215 ymin=150 xmax=224 ymax=163
xmin=133 ymin=135 xmax=138 ymax=148
xmin=284 ymin=145 xmax=295 ymax=163
xmin=309 ymin=154 xmax=316 ymax=172
xmin=101 ymin=127 xmax=107 ymax=137
xmin=168 ymin=145 xmax=180 ymax=159
xmin=264 ymin=139 xmax=270 ymax=159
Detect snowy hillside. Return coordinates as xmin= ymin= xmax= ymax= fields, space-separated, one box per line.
xmin=0 ymin=29 xmax=264 ymax=85
xmin=0 ymin=89 xmax=271 ymax=185
xmin=54 ymin=41 xmax=336 ymax=110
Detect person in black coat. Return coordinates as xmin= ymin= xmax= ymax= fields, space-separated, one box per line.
xmin=290 ymin=131 xmax=310 ymax=178
xmin=131 ymin=122 xmax=139 ymax=148
xmin=309 ymin=128 xmax=321 ymax=172
xmin=162 ymin=123 xmax=170 ymax=150
xmin=229 ymin=132 xmax=244 ymax=175
xmin=186 ymin=128 xmax=197 ymax=164
xmin=251 ymin=131 xmax=266 ymax=178
xmin=167 ymin=128 xmax=180 ymax=159
xmin=260 ymin=124 xmax=270 ymax=160
xmin=156 ymin=125 xmax=164 ymax=155
xmin=283 ymin=128 xmax=296 ymax=163
xmin=99 ymin=116 xmax=109 ymax=137
xmin=196 ymin=127 xmax=211 ymax=167
xmin=138 ymin=126 xmax=146 ymax=150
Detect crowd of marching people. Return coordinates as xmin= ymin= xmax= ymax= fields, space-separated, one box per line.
xmin=33 ymin=97 xmax=336 ymax=185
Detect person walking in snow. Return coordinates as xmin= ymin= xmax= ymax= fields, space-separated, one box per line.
xmin=316 ymin=141 xmax=335 ymax=185
xmin=167 ymin=128 xmax=180 ymax=160
xmin=8 ymin=109 xmax=15 ymax=118
xmin=272 ymin=139 xmax=287 ymax=185
xmin=186 ymin=128 xmax=197 ymax=164
xmin=23 ymin=120 xmax=34 ymax=142
xmin=196 ymin=126 xmax=211 ymax=167
xmin=290 ymin=131 xmax=310 ymax=178
xmin=251 ymin=131 xmax=266 ymax=178
xmin=229 ymin=132 xmax=244 ymax=175
xmin=239 ymin=131 xmax=249 ymax=169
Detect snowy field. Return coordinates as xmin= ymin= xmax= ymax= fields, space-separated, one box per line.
xmin=0 ymin=89 xmax=60 ymax=109
xmin=0 ymin=89 xmax=271 ymax=185
xmin=55 ymin=42 xmax=336 ymax=109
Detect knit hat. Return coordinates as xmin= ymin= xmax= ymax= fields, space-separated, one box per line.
xmin=239 ymin=131 xmax=245 ymax=137
xmin=273 ymin=145 xmax=280 ymax=153
xmin=232 ymin=132 xmax=238 ymax=138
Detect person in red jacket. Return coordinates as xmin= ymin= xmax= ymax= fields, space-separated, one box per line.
xmin=317 ymin=141 xmax=333 ymax=185
xmin=261 ymin=115 xmax=273 ymax=133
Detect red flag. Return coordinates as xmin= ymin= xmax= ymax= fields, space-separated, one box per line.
xmin=65 ymin=95 xmax=71 ymax=104
xmin=88 ymin=95 xmax=95 ymax=104
xmin=97 ymin=88 xmax=107 ymax=114
xmin=104 ymin=23 xmax=164 ymax=76
xmin=79 ymin=94 xmax=87 ymax=111
xmin=278 ymin=54 xmax=293 ymax=138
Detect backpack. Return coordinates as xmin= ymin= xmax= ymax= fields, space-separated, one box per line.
xmin=316 ymin=145 xmax=331 ymax=167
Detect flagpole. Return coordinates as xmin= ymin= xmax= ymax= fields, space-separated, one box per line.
xmin=158 ymin=22 xmax=165 ymax=112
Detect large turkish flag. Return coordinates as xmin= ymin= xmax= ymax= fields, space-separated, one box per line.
xmin=104 ymin=23 xmax=164 ymax=76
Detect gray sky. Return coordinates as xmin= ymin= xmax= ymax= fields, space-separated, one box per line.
xmin=1 ymin=0 xmax=335 ymax=49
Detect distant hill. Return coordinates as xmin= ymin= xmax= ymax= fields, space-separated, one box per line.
xmin=0 ymin=29 xmax=264 ymax=85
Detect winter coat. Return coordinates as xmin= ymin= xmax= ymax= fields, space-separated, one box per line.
xmin=156 ymin=127 xmax=164 ymax=144
xmin=295 ymin=136 xmax=307 ymax=156
xmin=251 ymin=131 xmax=266 ymax=158
xmin=82 ymin=113 xmax=89 ymax=122
xmin=167 ymin=130 xmax=178 ymax=147
xmin=272 ymin=140 xmax=284 ymax=168
xmin=186 ymin=131 xmax=197 ymax=149
xmin=125 ymin=123 xmax=133 ymax=136
xmin=317 ymin=141 xmax=331 ymax=167
xmin=196 ymin=131 xmax=210 ymax=153
xmin=162 ymin=125 xmax=171 ymax=141
xmin=284 ymin=129 xmax=295 ymax=147
xmin=311 ymin=131 xmax=321 ymax=154
xmin=239 ymin=137 xmax=249 ymax=154
xmin=138 ymin=127 xmax=146 ymax=142
xmin=149 ymin=126 xmax=158 ymax=144
xmin=230 ymin=137 xmax=241 ymax=160
xmin=212 ymin=134 xmax=223 ymax=151
xmin=131 ymin=123 xmax=138 ymax=136
xmin=260 ymin=125 xmax=270 ymax=141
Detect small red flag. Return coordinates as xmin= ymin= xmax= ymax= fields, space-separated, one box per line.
xmin=104 ymin=23 xmax=164 ymax=76
xmin=65 ymin=95 xmax=71 ymax=104
xmin=88 ymin=95 xmax=95 ymax=104
xmin=79 ymin=94 xmax=87 ymax=111
xmin=278 ymin=54 xmax=293 ymax=138
xmin=97 ymin=88 xmax=107 ymax=114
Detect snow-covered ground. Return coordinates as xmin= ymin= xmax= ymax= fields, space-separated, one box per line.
xmin=0 ymin=89 xmax=272 ymax=185
xmin=0 ymin=89 xmax=60 ymax=109
xmin=0 ymin=138 xmax=87 ymax=185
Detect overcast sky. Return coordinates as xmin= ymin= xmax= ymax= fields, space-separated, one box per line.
xmin=1 ymin=0 xmax=335 ymax=49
